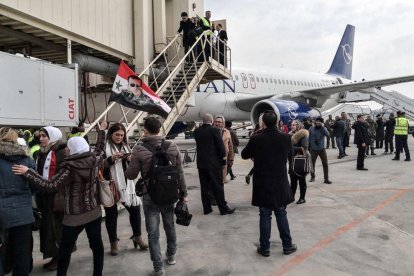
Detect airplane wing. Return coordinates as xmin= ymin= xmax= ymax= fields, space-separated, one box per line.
xmin=235 ymin=75 xmax=414 ymax=111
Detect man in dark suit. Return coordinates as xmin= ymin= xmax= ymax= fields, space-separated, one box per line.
xmin=241 ymin=111 xmax=297 ymax=257
xmin=352 ymin=114 xmax=369 ymax=170
xmin=215 ymin=24 xmax=228 ymax=66
xmin=194 ymin=114 xmax=236 ymax=215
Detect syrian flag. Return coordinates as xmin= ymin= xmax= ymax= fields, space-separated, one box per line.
xmin=110 ymin=60 xmax=171 ymax=118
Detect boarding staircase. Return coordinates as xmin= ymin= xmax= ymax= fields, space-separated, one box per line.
xmin=84 ymin=31 xmax=232 ymax=143
xmin=339 ymin=88 xmax=414 ymax=121
xmin=321 ymin=103 xmax=371 ymax=120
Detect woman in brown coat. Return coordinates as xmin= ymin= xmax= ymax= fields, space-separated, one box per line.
xmin=13 ymin=123 xmax=107 ymax=276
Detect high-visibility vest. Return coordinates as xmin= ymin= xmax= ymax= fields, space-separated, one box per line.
xmin=68 ymin=132 xmax=85 ymax=139
xmin=394 ymin=117 xmax=409 ymax=135
xmin=200 ymin=17 xmax=213 ymax=36
xmin=29 ymin=144 xmax=40 ymax=159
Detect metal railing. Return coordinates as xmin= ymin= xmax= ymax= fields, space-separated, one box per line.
xmin=84 ymin=31 xmax=231 ymax=137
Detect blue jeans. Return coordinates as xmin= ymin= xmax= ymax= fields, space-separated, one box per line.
xmin=335 ymin=137 xmax=344 ymax=155
xmin=143 ymin=194 xmax=176 ymax=271
xmin=259 ymin=206 xmax=293 ymax=251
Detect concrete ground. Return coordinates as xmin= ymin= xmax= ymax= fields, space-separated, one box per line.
xmin=30 ymin=136 xmax=414 ymax=276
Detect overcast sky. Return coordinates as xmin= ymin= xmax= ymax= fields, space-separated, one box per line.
xmin=205 ymin=0 xmax=414 ymax=106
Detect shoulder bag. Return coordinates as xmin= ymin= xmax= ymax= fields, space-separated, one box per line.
xmin=98 ymin=162 xmax=121 ymax=207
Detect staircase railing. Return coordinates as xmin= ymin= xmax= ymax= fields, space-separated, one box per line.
xmin=84 ymin=31 xmax=232 ymax=137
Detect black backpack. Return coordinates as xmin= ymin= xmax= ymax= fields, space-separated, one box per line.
xmin=142 ymin=141 xmax=180 ymax=205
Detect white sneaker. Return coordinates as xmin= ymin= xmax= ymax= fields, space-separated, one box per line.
xmin=166 ymin=252 xmax=176 ymax=265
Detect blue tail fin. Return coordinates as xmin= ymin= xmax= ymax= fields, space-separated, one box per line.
xmin=326 ymin=24 xmax=355 ymax=80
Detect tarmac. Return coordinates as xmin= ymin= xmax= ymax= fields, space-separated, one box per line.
xmin=29 ymin=136 xmax=414 ymax=276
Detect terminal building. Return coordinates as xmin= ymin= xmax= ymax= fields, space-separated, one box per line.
xmin=0 ymin=0 xmax=231 ymax=140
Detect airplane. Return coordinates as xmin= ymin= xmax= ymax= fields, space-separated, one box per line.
xmin=171 ymin=24 xmax=414 ymax=132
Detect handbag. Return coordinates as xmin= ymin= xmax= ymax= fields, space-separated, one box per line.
xmin=292 ymin=154 xmax=310 ymax=177
xmin=52 ymin=192 xmax=65 ymax=213
xmin=32 ymin=208 xmax=42 ymax=231
xmin=98 ymin=164 xmax=121 ymax=208
xmin=174 ymin=200 xmax=192 ymax=226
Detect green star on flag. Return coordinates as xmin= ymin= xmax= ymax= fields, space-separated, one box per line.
xmin=115 ymin=80 xmax=122 ymax=91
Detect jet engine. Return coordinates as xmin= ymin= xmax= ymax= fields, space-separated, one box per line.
xmin=251 ymin=98 xmax=320 ymax=126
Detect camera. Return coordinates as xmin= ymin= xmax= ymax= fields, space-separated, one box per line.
xmin=135 ymin=178 xmax=145 ymax=197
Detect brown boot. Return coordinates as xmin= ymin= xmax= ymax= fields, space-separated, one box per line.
xmin=110 ymin=241 xmax=119 ymax=256
xmin=131 ymin=235 xmax=148 ymax=250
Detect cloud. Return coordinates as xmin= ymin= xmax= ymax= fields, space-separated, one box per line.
xmin=206 ymin=0 xmax=414 ymax=99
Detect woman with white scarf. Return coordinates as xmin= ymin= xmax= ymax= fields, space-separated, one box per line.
xmin=35 ymin=126 xmax=67 ymax=270
xmin=103 ymin=123 xmax=148 ymax=256
xmin=12 ymin=123 xmax=108 ymax=276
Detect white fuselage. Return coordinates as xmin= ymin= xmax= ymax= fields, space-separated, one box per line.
xmin=179 ymin=67 xmax=350 ymax=122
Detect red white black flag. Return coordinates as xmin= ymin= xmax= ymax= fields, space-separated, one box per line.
xmin=110 ymin=60 xmax=171 ymax=118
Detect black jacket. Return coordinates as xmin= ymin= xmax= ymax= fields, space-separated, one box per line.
xmin=241 ymin=128 xmax=294 ymax=208
xmin=376 ymin=118 xmax=385 ymax=139
xmin=217 ymin=30 xmax=228 ymax=43
xmin=177 ymin=20 xmax=195 ymax=45
xmin=194 ymin=124 xmax=226 ymax=170
xmin=332 ymin=119 xmax=346 ymax=138
xmin=352 ymin=121 xmax=369 ymax=147
xmin=385 ymin=118 xmax=395 ymax=137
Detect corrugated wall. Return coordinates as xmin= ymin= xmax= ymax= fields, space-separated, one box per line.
xmin=0 ymin=0 xmax=134 ymax=56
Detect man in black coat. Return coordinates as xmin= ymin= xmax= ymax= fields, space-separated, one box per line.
xmin=241 ymin=111 xmax=297 ymax=257
xmin=194 ymin=114 xmax=235 ymax=215
xmin=384 ymin=113 xmax=396 ymax=154
xmin=215 ymin=23 xmax=228 ymax=66
xmin=332 ymin=115 xmax=346 ymax=159
xmin=375 ymin=114 xmax=385 ymax=148
xmin=352 ymin=114 xmax=369 ymax=170
xmin=177 ymin=12 xmax=195 ymax=62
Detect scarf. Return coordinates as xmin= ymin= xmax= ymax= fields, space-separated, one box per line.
xmin=41 ymin=150 xmax=56 ymax=180
xmin=40 ymin=126 xmax=63 ymax=154
xmin=67 ymin=137 xmax=89 ymax=155
xmin=105 ymin=143 xmax=141 ymax=207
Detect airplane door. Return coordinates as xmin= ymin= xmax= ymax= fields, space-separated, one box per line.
xmin=241 ymin=73 xmax=249 ymax=88
xmin=249 ymin=74 xmax=256 ymax=89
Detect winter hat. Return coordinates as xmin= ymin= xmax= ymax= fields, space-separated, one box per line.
xmin=41 ymin=126 xmax=63 ymax=144
xmin=67 ymin=137 xmax=90 ymax=156
xmin=389 ymin=113 xmax=395 ymax=118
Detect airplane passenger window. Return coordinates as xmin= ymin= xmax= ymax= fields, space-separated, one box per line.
xmin=301 ymin=81 xmax=304 ymax=86
xmin=282 ymin=80 xmax=285 ymax=85
xmin=294 ymin=81 xmax=297 ymax=85
xmin=261 ymin=77 xmax=264 ymax=82
xmin=270 ymin=79 xmax=273 ymax=83
xmin=265 ymin=78 xmax=268 ymax=83
xmin=289 ymin=80 xmax=293 ymax=85
xmin=256 ymin=77 xmax=260 ymax=82
xmin=235 ymin=75 xmax=239 ymax=81
xmin=278 ymin=79 xmax=281 ymax=84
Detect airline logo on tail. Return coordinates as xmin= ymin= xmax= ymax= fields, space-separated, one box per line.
xmin=342 ymin=44 xmax=352 ymax=64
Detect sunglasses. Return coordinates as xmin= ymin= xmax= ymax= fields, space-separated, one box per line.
xmin=130 ymin=83 xmax=141 ymax=88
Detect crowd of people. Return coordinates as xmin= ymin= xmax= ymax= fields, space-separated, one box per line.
xmin=1 ymin=118 xmax=186 ymax=276
xmin=177 ymin=11 xmax=228 ymax=65
xmin=0 ymin=108 xmax=411 ymax=275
